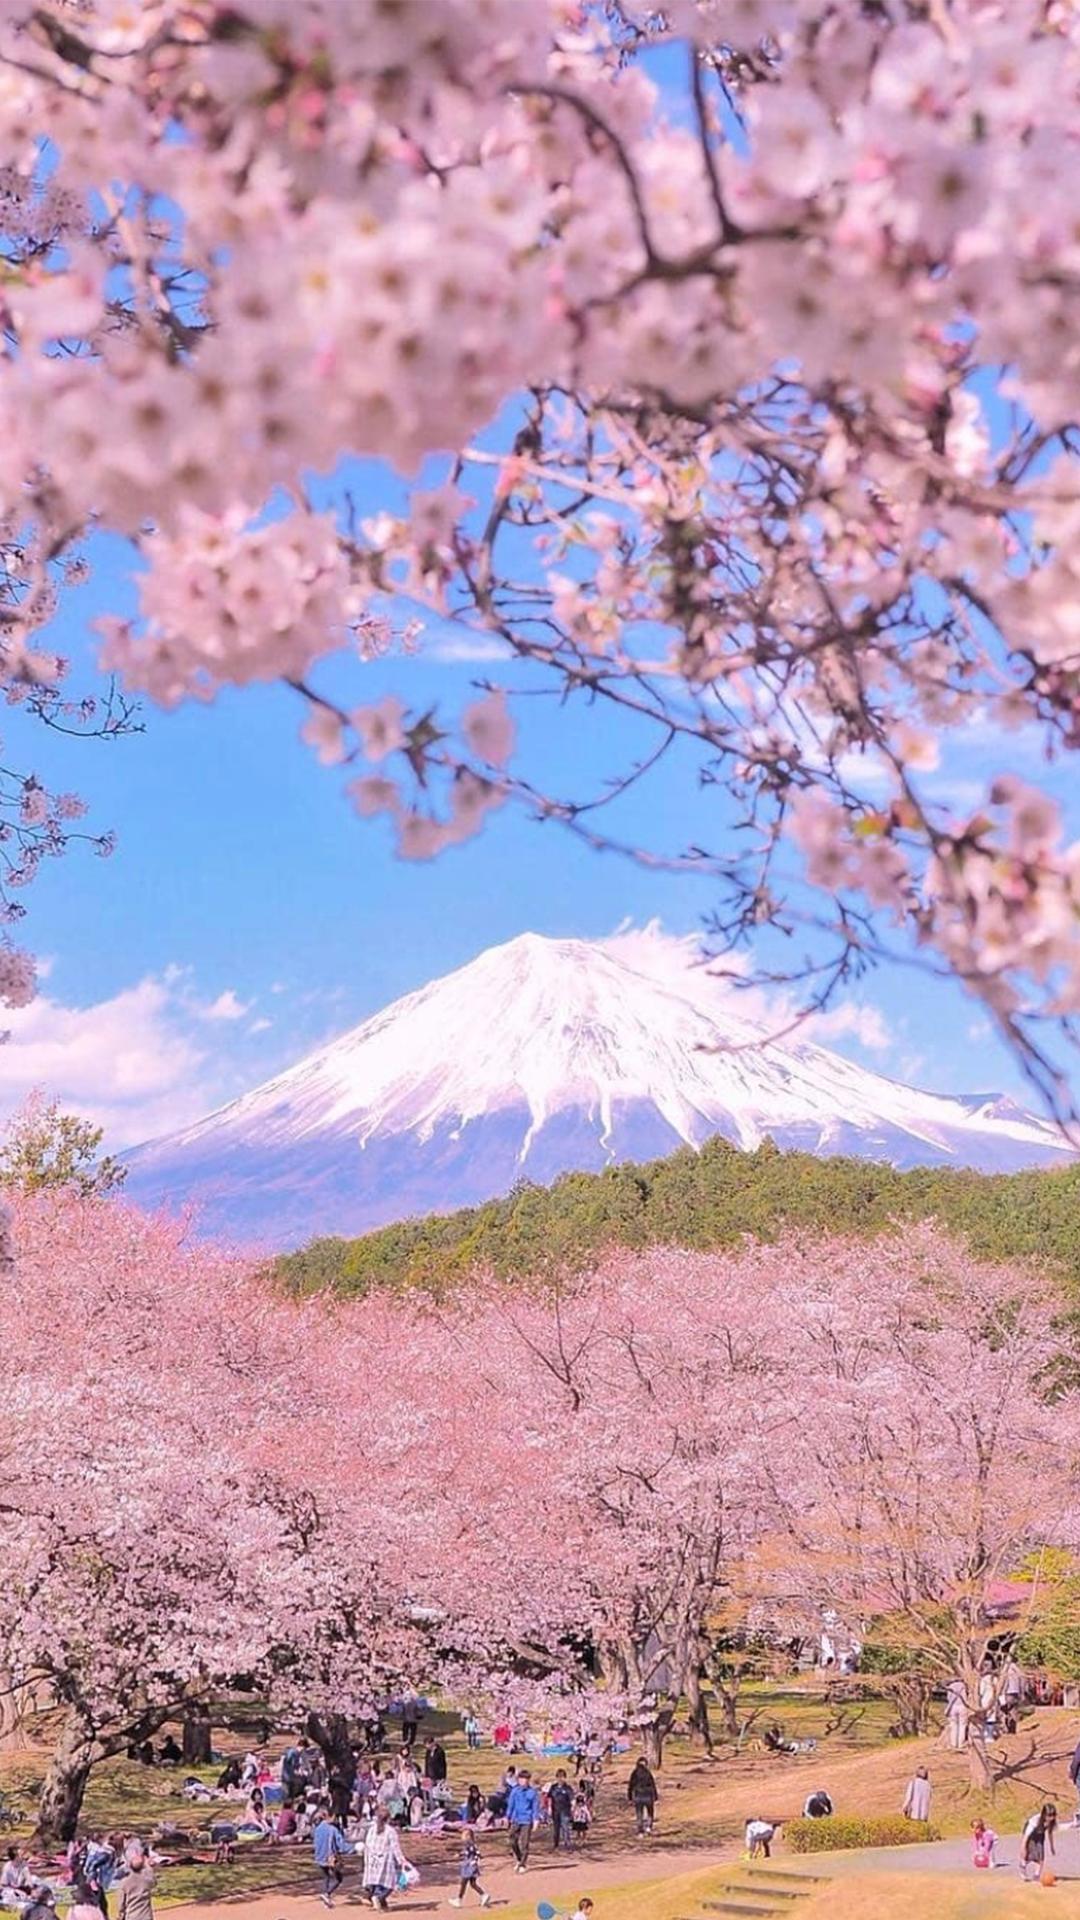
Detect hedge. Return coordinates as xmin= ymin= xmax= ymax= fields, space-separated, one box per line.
xmin=787 ymin=1816 xmax=941 ymax=1853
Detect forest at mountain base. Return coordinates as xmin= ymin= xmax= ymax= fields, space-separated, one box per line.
xmin=274 ymin=1135 xmax=1080 ymax=1298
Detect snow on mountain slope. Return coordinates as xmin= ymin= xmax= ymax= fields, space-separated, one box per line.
xmin=124 ymin=928 xmax=1073 ymax=1248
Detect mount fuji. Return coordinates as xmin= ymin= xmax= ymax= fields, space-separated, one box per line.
xmin=125 ymin=928 xmax=1073 ymax=1249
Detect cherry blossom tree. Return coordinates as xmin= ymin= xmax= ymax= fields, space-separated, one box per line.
xmin=0 ymin=4 xmax=1074 ymax=1102
xmin=0 ymin=1192 xmax=452 ymax=1839
xmin=422 ymin=1228 xmax=1080 ymax=1774
xmin=758 ymin=1225 xmax=1080 ymax=1787
xmin=427 ymin=1250 xmax=789 ymax=1766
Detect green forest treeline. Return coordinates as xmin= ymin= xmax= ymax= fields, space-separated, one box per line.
xmin=275 ymin=1136 xmax=1080 ymax=1297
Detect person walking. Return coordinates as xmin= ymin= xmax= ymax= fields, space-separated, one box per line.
xmin=115 ymin=1844 xmax=155 ymax=1920
xmin=313 ymin=1804 xmax=351 ymax=1909
xmin=570 ymin=1788 xmax=592 ymax=1847
xmin=548 ymin=1770 xmax=574 ymax=1852
xmin=902 ymin=1768 xmax=932 ymax=1822
xmin=447 ymin=1831 xmax=491 ymax=1909
xmin=362 ymin=1806 xmax=407 ymax=1912
xmin=627 ymin=1758 xmax=658 ymax=1837
xmin=505 ymin=1769 xmax=541 ymax=1873
xmin=425 ymin=1739 xmax=448 ymax=1788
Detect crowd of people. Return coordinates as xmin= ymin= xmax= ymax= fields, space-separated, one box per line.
xmin=0 ymin=1840 xmax=158 ymax=1920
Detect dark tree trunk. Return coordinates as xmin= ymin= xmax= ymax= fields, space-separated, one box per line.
xmin=306 ymin=1710 xmax=353 ymax=1779
xmin=36 ymin=1712 xmax=98 ymax=1844
xmin=182 ymin=1704 xmax=213 ymax=1766
xmin=641 ymin=1702 xmax=675 ymax=1770
xmin=686 ymin=1668 xmax=714 ymax=1754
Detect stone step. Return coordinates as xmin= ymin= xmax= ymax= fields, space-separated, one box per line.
xmin=745 ymin=1869 xmax=829 ymax=1883
xmin=703 ymin=1889 xmax=803 ymax=1904
xmin=709 ymin=1888 xmax=808 ymax=1903
xmin=693 ymin=1905 xmax=785 ymax=1918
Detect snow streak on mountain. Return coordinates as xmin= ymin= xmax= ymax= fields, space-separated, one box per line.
xmin=125 ymin=928 xmax=1072 ymax=1248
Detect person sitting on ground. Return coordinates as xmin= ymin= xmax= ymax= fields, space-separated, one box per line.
xmin=462 ymin=1788 xmax=484 ymax=1828
xmin=22 ymin=1888 xmax=54 ymax=1920
xmin=569 ymin=1899 xmax=594 ymax=1920
xmin=745 ymin=1818 xmax=776 ymax=1860
xmin=762 ymin=1724 xmax=795 ymax=1755
xmin=242 ymin=1788 xmax=271 ymax=1836
xmin=447 ymin=1830 xmax=491 ymax=1909
xmin=158 ymin=1736 xmax=182 ymax=1768
xmin=803 ymin=1789 xmax=833 ymax=1820
xmin=971 ymin=1818 xmax=997 ymax=1870
xmin=272 ymin=1804 xmax=298 ymax=1845
xmin=902 ymin=1767 xmax=932 ymax=1822
xmin=0 ymin=1848 xmax=31 ymax=1901
xmin=216 ymin=1758 xmax=242 ymax=1793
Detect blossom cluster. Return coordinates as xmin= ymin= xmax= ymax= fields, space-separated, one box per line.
xmin=0 ymin=0 xmax=1076 ymax=1077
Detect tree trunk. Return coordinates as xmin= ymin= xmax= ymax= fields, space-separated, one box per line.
xmin=686 ymin=1667 xmax=714 ymax=1754
xmin=306 ymin=1710 xmax=353 ymax=1779
xmin=968 ymin=1719 xmax=994 ymax=1791
xmin=182 ymin=1704 xmax=213 ymax=1767
xmin=36 ymin=1711 xmax=98 ymax=1844
xmin=641 ymin=1702 xmax=675 ymax=1770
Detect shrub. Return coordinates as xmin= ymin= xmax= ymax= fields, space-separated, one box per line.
xmin=786 ymin=1816 xmax=941 ymax=1853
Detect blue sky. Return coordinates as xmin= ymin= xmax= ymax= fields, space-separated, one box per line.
xmin=0 ymin=452 xmax=1055 ymax=1152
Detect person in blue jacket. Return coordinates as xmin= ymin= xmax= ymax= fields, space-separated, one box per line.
xmin=312 ymin=1803 xmax=352 ymax=1908
xmin=505 ymin=1770 xmax=541 ymax=1872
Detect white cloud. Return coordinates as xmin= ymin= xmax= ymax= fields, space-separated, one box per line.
xmin=428 ymin=634 xmax=511 ymax=664
xmin=0 ymin=977 xmax=216 ymax=1149
xmin=248 ymin=1016 xmax=273 ymax=1035
xmin=200 ymin=988 xmax=252 ymax=1022
xmin=808 ymin=1002 xmax=893 ymax=1054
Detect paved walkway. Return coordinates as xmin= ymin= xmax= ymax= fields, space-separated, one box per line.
xmin=169 ymin=1839 xmax=729 ymax=1916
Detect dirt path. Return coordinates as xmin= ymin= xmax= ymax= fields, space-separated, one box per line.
xmin=167 ymin=1837 xmax=733 ymax=1918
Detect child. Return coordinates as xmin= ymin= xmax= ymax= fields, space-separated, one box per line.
xmin=447 ymin=1832 xmax=491 ymax=1908
xmin=971 ymin=1818 xmax=996 ymax=1869
xmin=571 ymin=1790 xmax=592 ymax=1847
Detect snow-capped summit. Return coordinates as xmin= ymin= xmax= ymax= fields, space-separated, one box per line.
xmin=125 ymin=927 xmax=1072 ymax=1248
